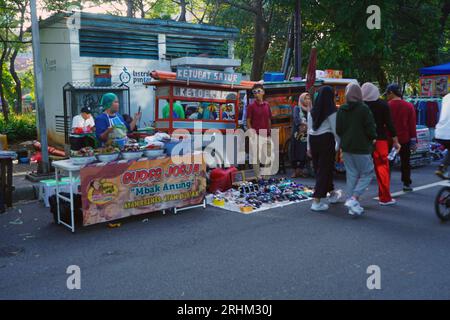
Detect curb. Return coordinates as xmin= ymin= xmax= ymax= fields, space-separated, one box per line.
xmin=12 ymin=185 xmax=39 ymax=203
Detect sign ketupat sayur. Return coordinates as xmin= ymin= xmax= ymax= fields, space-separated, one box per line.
xmin=176 ymin=67 xmax=242 ymax=85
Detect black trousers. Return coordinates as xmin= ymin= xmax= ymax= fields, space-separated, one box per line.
xmin=310 ymin=133 xmax=335 ymax=198
xmin=399 ymin=142 xmax=412 ymax=186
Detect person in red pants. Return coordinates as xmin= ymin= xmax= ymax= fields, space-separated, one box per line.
xmin=385 ymin=84 xmax=417 ymax=192
xmin=362 ymin=83 xmax=401 ymax=206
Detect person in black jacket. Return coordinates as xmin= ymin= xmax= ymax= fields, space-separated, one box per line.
xmin=362 ymin=83 xmax=401 ymax=206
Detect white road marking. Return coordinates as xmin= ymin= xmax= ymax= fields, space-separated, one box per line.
xmin=13 ymin=172 xmax=29 ymax=177
xmin=374 ymin=181 xmax=449 ymax=201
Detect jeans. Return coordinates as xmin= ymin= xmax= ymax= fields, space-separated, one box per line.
xmin=343 ymin=153 xmax=374 ymax=198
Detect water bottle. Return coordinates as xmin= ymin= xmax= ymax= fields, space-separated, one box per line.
xmin=388 ymin=147 xmax=397 ymax=161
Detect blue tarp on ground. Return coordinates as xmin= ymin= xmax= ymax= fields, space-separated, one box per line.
xmin=420 ymin=62 xmax=450 ymax=76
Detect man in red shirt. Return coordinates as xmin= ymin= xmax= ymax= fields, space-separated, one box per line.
xmin=247 ymin=83 xmax=273 ymax=178
xmin=386 ymin=84 xmax=417 ymax=192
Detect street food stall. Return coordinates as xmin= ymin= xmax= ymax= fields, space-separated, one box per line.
xmin=145 ymin=69 xmax=256 ymax=169
xmin=146 ymin=69 xmax=255 ymax=133
xmin=51 ymin=150 xmax=207 ymax=232
xmin=62 ymin=82 xmax=131 ymax=152
xmin=53 ymin=90 xmax=209 ymax=233
xmin=49 ymin=68 xmax=257 ymax=232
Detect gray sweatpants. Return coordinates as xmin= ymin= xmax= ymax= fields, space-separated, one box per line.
xmin=343 ymin=153 xmax=375 ymax=198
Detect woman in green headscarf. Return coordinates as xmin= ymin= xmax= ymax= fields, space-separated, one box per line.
xmin=95 ymin=93 xmax=141 ymax=147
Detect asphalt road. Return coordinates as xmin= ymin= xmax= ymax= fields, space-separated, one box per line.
xmin=1 ymin=164 xmax=450 ymax=300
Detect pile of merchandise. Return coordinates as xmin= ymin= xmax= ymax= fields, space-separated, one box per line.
xmin=207 ymin=178 xmax=314 ymax=214
xmin=430 ymin=142 xmax=448 ymax=162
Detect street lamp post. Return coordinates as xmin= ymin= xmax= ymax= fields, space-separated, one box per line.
xmin=30 ymin=0 xmax=49 ymax=174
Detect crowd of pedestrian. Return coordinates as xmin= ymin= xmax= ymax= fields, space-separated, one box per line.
xmin=289 ymin=82 xmax=422 ymax=216
xmin=246 ymin=82 xmax=450 ymax=217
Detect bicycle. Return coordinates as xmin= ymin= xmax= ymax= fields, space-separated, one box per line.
xmin=435 ymin=178 xmax=450 ymax=222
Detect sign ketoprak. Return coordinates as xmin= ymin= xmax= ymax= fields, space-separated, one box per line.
xmin=173 ymin=87 xmax=237 ymax=100
xmin=176 ymin=67 xmax=242 ymax=85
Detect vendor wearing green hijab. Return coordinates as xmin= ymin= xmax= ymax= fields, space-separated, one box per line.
xmin=95 ymin=93 xmax=141 ymax=147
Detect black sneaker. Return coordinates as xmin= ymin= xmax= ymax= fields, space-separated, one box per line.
xmin=403 ymin=185 xmax=413 ymax=192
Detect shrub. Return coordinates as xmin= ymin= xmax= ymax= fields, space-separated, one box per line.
xmin=0 ymin=112 xmax=37 ymax=143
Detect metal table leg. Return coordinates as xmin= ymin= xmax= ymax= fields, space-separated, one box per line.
xmin=69 ymin=170 xmax=75 ymax=233
xmin=55 ymin=168 xmax=61 ymax=225
xmin=0 ymin=160 xmax=5 ymax=213
xmin=6 ymin=159 xmax=13 ymax=207
xmin=55 ymin=168 xmax=76 ymax=233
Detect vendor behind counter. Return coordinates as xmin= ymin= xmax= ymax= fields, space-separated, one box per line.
xmin=95 ymin=93 xmax=141 ymax=147
xmin=72 ymin=107 xmax=95 ymax=133
xmin=70 ymin=107 xmax=96 ymax=151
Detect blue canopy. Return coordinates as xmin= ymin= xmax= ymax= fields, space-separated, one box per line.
xmin=420 ymin=62 xmax=450 ymax=76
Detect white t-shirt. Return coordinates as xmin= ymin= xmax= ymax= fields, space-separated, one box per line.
xmin=72 ymin=115 xmax=95 ymax=129
xmin=436 ymin=94 xmax=450 ymax=140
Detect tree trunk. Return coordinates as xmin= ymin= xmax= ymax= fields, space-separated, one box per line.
xmin=139 ymin=0 xmax=145 ymax=18
xmin=250 ymin=13 xmax=270 ymax=81
xmin=0 ymin=47 xmax=10 ymax=122
xmin=440 ymin=1 xmax=450 ymax=34
xmin=294 ymin=0 xmax=302 ymax=78
xmin=127 ymin=0 xmax=134 ymax=17
xmin=8 ymin=2 xmax=27 ymax=114
xmin=0 ymin=69 xmax=10 ymax=122
xmin=179 ymin=0 xmax=187 ymax=22
xmin=10 ymin=49 xmax=22 ymax=114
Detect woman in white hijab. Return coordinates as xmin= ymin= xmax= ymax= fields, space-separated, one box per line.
xmin=435 ymin=93 xmax=450 ymax=179
xmin=291 ymin=92 xmax=311 ymax=178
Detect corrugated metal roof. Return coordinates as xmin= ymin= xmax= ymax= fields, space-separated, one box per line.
xmin=38 ymin=12 xmax=239 ymax=39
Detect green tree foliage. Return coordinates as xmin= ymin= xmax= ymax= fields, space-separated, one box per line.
xmin=210 ymin=0 xmax=448 ymax=87
xmin=42 ymin=0 xmax=84 ymax=11
xmin=1 ymin=63 xmax=16 ymax=106
xmin=0 ymin=112 xmax=37 ymax=142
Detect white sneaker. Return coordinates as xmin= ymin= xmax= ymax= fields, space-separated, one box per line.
xmin=379 ymin=199 xmax=397 ymax=206
xmin=327 ymin=190 xmax=342 ymax=204
xmin=311 ymin=201 xmax=329 ymax=212
xmin=345 ymin=198 xmax=364 ymax=216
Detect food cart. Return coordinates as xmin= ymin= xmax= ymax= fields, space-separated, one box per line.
xmin=320 ymin=78 xmax=359 ymax=107
xmin=259 ymin=80 xmax=324 ymax=150
xmin=146 ymin=70 xmax=255 ymax=133
xmin=145 ymin=69 xmax=256 ymax=168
